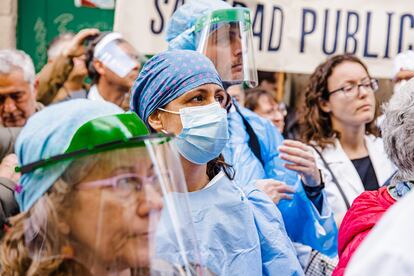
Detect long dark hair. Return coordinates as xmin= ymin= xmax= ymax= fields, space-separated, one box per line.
xmin=207 ymin=154 xmax=234 ymax=181
xmin=299 ymin=54 xmax=380 ymax=149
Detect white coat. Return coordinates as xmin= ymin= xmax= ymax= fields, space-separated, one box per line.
xmin=315 ymin=135 xmax=396 ymax=217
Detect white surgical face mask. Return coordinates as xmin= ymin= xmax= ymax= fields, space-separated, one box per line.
xmin=158 ymin=102 xmax=229 ymax=164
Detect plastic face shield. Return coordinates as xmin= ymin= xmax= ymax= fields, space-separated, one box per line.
xmin=20 ymin=133 xmax=208 ymax=274
xmin=196 ymin=8 xmax=258 ymax=88
xmin=94 ymin=36 xmax=138 ymax=78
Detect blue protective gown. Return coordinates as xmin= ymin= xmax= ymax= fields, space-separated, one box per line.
xmin=222 ymin=103 xmax=338 ymax=257
xmin=191 ymin=172 xmax=303 ymax=275
xmin=156 ymin=171 xmax=304 ymax=275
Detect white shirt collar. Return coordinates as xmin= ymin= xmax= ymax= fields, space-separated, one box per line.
xmin=202 ymin=171 xmax=225 ymax=190
xmin=87 ymin=85 xmax=106 ymax=102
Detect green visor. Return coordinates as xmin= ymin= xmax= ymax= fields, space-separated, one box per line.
xmin=16 ymin=112 xmax=173 ymax=174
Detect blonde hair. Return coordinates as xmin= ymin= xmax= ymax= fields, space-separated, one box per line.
xmin=0 ymin=154 xmax=98 ymax=275
xmin=0 ymin=182 xmax=91 ymax=275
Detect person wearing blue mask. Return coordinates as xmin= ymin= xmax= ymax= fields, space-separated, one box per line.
xmin=130 ymin=49 xmax=304 ymax=275
xmin=166 ymin=0 xmax=338 ymax=265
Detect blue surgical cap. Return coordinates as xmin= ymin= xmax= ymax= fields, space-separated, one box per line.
xmin=130 ymin=50 xmax=223 ymax=127
xmin=166 ymin=0 xmax=232 ymax=50
xmin=15 ymin=99 xmax=123 ymax=212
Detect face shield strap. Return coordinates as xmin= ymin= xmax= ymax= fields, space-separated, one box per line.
xmin=16 ymin=133 xmax=174 ymax=175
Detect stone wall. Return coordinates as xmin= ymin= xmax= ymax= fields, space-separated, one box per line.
xmin=0 ymin=0 xmax=17 ymax=49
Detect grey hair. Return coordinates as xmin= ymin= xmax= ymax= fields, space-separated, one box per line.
xmin=381 ymin=78 xmax=414 ymax=182
xmin=0 ymin=49 xmax=35 ymax=85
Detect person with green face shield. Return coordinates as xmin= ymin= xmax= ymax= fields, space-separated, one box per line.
xmin=0 ymin=99 xmax=206 ymax=275
xmin=166 ymin=0 xmax=338 ymax=266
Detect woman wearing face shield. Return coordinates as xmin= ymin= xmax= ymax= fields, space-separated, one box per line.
xmin=130 ymin=50 xmax=304 ymax=275
xmin=0 ymin=100 xmax=204 ymax=275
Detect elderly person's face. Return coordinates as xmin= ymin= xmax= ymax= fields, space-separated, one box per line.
xmin=0 ymin=69 xmax=36 ymax=127
xmin=204 ymin=24 xmax=243 ymax=82
xmin=67 ymin=148 xmax=163 ymax=269
xmin=149 ymin=83 xmax=228 ymax=135
xmin=320 ymin=61 xmax=376 ymax=129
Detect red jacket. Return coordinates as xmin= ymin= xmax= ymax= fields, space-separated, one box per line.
xmin=333 ymin=186 xmax=396 ymax=276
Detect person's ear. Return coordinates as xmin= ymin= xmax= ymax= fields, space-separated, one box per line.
xmin=93 ymin=59 xmax=105 ymax=76
xmin=148 ymin=110 xmax=163 ymax=132
xmin=319 ymin=98 xmax=331 ymax=113
xmin=32 ymin=77 xmax=39 ymax=98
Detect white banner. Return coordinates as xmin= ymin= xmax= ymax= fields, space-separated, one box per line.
xmin=114 ymin=0 xmax=414 ymax=78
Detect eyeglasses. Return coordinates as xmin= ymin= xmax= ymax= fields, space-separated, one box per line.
xmin=77 ymin=173 xmax=158 ymax=198
xmin=328 ymin=78 xmax=379 ymax=98
xmin=265 ymin=103 xmax=287 ymax=117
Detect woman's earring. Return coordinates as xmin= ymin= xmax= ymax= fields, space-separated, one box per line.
xmin=160 ymin=129 xmax=169 ymax=135
xmin=61 ymin=244 xmax=75 ymax=259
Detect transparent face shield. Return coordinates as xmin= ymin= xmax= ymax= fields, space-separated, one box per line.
xmin=196 ymin=8 xmax=258 ymax=88
xmin=94 ymin=35 xmax=139 ymax=78
xmin=20 ymin=135 xmax=210 ymax=275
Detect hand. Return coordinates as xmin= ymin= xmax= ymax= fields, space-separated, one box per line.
xmin=394 ymin=69 xmax=414 ymax=83
xmin=255 ymin=179 xmax=295 ymax=204
xmin=278 ymin=139 xmax=321 ymax=187
xmin=63 ymin=28 xmax=100 ymax=57
xmin=0 ymin=154 xmax=20 ymax=183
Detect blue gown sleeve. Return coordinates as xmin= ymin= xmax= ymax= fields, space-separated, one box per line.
xmin=242 ymin=106 xmax=338 ymax=257
xmin=242 ymin=183 xmax=305 ymax=276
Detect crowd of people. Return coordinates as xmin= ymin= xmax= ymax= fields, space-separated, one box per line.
xmin=0 ymin=0 xmax=413 ymax=275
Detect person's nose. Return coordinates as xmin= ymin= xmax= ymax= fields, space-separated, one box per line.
xmin=132 ymin=62 xmax=141 ymax=73
xmin=128 ymin=63 xmax=141 ymax=80
xmin=136 ymin=186 xmax=163 ymax=217
xmin=274 ymin=110 xmax=284 ymax=121
xmin=3 ymin=96 xmax=17 ymax=113
xmin=231 ymin=37 xmax=242 ymax=57
xmin=357 ymin=84 xmax=371 ymax=99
